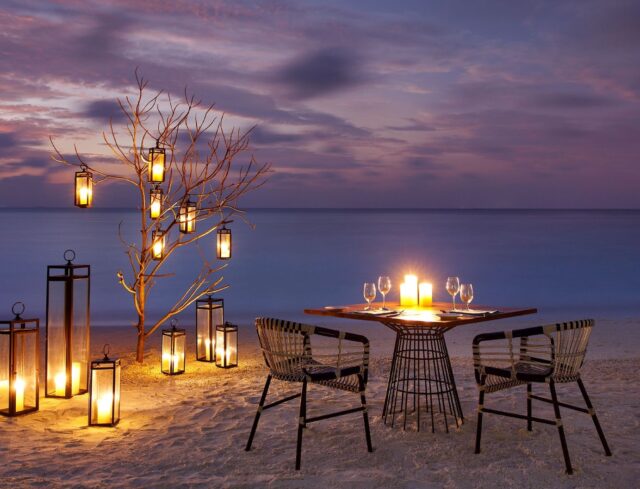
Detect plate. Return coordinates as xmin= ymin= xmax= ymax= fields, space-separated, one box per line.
xmin=436 ymin=312 xmax=464 ymax=320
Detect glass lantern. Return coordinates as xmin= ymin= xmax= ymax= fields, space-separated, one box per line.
xmin=162 ymin=320 xmax=185 ymax=375
xmin=46 ymin=250 xmax=90 ymax=399
xmin=178 ymin=198 xmax=196 ymax=234
xmin=216 ymin=225 xmax=232 ymax=260
xmin=148 ymin=139 xmax=166 ymax=183
xmin=74 ymin=165 xmax=93 ymax=208
xmin=196 ymin=297 xmax=223 ymax=362
xmin=152 ymin=229 xmax=165 ymax=260
xmin=216 ymin=322 xmax=238 ymax=368
xmin=0 ymin=302 xmax=39 ymax=416
xmin=88 ymin=345 xmax=121 ymax=427
xmin=149 ymin=186 xmax=163 ymax=219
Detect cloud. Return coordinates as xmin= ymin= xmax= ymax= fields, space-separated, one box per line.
xmin=275 ymin=47 xmax=365 ymax=99
xmin=83 ymin=100 xmax=128 ymax=123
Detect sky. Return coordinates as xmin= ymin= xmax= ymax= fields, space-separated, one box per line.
xmin=0 ymin=0 xmax=638 ymax=208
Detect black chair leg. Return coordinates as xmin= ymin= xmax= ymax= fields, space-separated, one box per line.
xmin=474 ymin=382 xmax=485 ymax=454
xmin=549 ymin=380 xmax=573 ymax=474
xmin=577 ymin=378 xmax=612 ymax=456
xmin=358 ymin=375 xmax=373 ymax=452
xmin=295 ymin=377 xmax=307 ymax=470
xmin=527 ymin=383 xmax=533 ymax=432
xmin=246 ymin=375 xmax=272 ymax=451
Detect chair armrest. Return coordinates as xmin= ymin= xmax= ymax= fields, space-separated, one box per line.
xmin=305 ymin=325 xmax=370 ymax=383
xmin=312 ymin=325 xmax=369 ymax=345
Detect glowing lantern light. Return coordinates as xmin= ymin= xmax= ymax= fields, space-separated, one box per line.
xmin=0 ymin=302 xmax=39 ymax=416
xmin=74 ymin=165 xmax=93 ymax=208
xmin=149 ymin=186 xmax=163 ymax=219
xmin=216 ymin=322 xmax=237 ymax=369
xmin=179 ymin=197 xmax=196 ymax=234
xmin=152 ymin=229 xmax=165 ymax=260
xmin=162 ymin=320 xmax=185 ymax=375
xmin=148 ymin=139 xmax=166 ymax=183
xmin=46 ymin=250 xmax=90 ymax=398
xmin=196 ymin=296 xmax=223 ymax=362
xmin=216 ymin=225 xmax=232 ymax=260
xmin=88 ymin=345 xmax=121 ymax=427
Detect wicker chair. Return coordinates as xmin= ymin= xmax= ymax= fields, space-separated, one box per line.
xmin=472 ymin=319 xmax=611 ymax=474
xmin=245 ymin=317 xmax=373 ymax=470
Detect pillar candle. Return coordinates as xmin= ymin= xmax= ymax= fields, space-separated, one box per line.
xmin=96 ymin=392 xmax=113 ymax=424
xmin=419 ymin=283 xmax=433 ymax=307
xmin=400 ymin=274 xmax=419 ymax=307
xmin=14 ymin=377 xmax=25 ymax=412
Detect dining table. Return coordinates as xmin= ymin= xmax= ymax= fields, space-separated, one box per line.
xmin=304 ymin=302 xmax=537 ymax=433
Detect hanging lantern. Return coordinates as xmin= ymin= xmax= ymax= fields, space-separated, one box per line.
xmin=74 ymin=164 xmax=93 ymax=208
xmin=216 ymin=225 xmax=232 ymax=260
xmin=46 ymin=250 xmax=90 ymax=399
xmin=178 ymin=197 xmax=196 ymax=234
xmin=148 ymin=139 xmax=166 ymax=183
xmin=196 ymin=296 xmax=223 ymax=362
xmin=88 ymin=345 xmax=120 ymax=427
xmin=216 ymin=322 xmax=238 ymax=368
xmin=152 ymin=229 xmax=165 ymax=260
xmin=162 ymin=320 xmax=185 ymax=375
xmin=149 ymin=186 xmax=163 ymax=219
xmin=0 ymin=302 xmax=39 ymax=416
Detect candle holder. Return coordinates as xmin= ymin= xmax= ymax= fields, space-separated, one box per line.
xmin=46 ymin=250 xmax=90 ymax=398
xmin=74 ymin=164 xmax=93 ymax=208
xmin=196 ymin=296 xmax=223 ymax=363
xmin=216 ymin=225 xmax=232 ymax=260
xmin=0 ymin=303 xmax=39 ymax=416
xmin=88 ymin=345 xmax=121 ymax=427
xmin=162 ymin=320 xmax=186 ymax=375
xmin=216 ymin=322 xmax=238 ymax=368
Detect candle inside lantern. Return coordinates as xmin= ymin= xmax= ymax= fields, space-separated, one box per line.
xmin=162 ymin=353 xmax=180 ymax=372
xmin=220 ymin=241 xmax=230 ymax=259
xmin=54 ymin=372 xmax=66 ymax=396
xmin=153 ymin=238 xmax=164 ymax=259
xmin=150 ymin=199 xmax=161 ymax=218
xmin=79 ymin=186 xmax=91 ymax=206
xmin=400 ymin=274 xmax=419 ymax=307
xmin=96 ymin=392 xmax=113 ymax=424
xmin=14 ymin=377 xmax=25 ymax=412
xmin=72 ymin=362 xmax=81 ymax=395
xmin=419 ymin=282 xmax=433 ymax=307
xmin=204 ymin=338 xmax=212 ymax=361
xmin=216 ymin=345 xmax=234 ymax=365
xmin=151 ymin=160 xmax=164 ymax=182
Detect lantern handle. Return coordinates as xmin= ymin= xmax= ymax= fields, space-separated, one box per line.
xmin=170 ymin=318 xmax=178 ymax=330
xmin=79 ymin=163 xmax=88 ymax=172
xmin=64 ymin=249 xmax=76 ymax=263
xmin=103 ymin=344 xmax=111 ymax=360
xmin=12 ymin=301 xmax=25 ymax=318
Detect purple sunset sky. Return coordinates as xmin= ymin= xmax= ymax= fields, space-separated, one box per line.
xmin=0 ymin=0 xmax=638 ymax=208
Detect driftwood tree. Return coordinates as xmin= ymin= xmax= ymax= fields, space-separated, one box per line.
xmin=51 ymin=73 xmax=270 ymax=363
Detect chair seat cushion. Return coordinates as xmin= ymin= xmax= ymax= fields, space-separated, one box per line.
xmin=483 ymin=361 xmax=553 ymax=383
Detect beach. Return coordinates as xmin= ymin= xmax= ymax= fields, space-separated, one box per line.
xmin=1 ymin=319 xmax=638 ymax=488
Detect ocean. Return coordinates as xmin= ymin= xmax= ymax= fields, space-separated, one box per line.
xmin=1 ymin=208 xmax=638 ymax=357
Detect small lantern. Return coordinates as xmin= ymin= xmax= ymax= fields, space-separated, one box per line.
xmin=46 ymin=250 xmax=90 ymax=399
xmin=216 ymin=225 xmax=232 ymax=260
xmin=149 ymin=186 xmax=163 ymax=219
xmin=196 ymin=296 xmax=223 ymax=362
xmin=74 ymin=165 xmax=93 ymax=208
xmin=178 ymin=198 xmax=196 ymax=234
xmin=88 ymin=345 xmax=120 ymax=427
xmin=148 ymin=139 xmax=166 ymax=183
xmin=162 ymin=320 xmax=185 ymax=375
xmin=152 ymin=229 xmax=165 ymax=260
xmin=216 ymin=322 xmax=238 ymax=368
xmin=0 ymin=303 xmax=39 ymax=416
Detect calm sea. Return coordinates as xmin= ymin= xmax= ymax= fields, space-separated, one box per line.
xmin=1 ymin=208 xmax=638 ymax=356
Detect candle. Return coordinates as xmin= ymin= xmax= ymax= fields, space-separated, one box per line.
xmin=14 ymin=377 xmax=25 ymax=412
xmin=220 ymin=242 xmax=230 ymax=259
xmin=55 ymin=371 xmax=66 ymax=396
xmin=96 ymin=392 xmax=113 ymax=424
xmin=72 ymin=362 xmax=81 ymax=395
xmin=151 ymin=161 xmax=164 ymax=182
xmin=204 ymin=338 xmax=211 ymax=361
xmin=216 ymin=346 xmax=234 ymax=365
xmin=162 ymin=352 xmax=170 ymax=371
xmin=150 ymin=199 xmax=161 ymax=218
xmin=153 ymin=239 xmax=163 ymax=258
xmin=79 ymin=186 xmax=90 ymax=205
xmin=419 ymin=283 xmax=433 ymax=307
xmin=400 ymin=274 xmax=419 ymax=307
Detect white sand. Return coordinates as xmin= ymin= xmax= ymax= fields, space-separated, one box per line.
xmin=1 ymin=322 xmax=638 ymax=488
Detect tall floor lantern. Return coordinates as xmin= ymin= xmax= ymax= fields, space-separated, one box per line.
xmin=0 ymin=303 xmax=39 ymax=416
xmin=46 ymin=250 xmax=90 ymax=398
xmin=196 ymin=296 xmax=223 ymax=362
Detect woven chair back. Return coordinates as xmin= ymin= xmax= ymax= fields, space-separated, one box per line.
xmin=255 ymin=317 xmax=313 ymax=379
xmin=547 ymin=319 xmax=593 ymax=381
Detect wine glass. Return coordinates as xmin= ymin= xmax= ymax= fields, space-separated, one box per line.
xmin=460 ymin=283 xmax=474 ymax=311
xmin=363 ymin=282 xmax=376 ymax=310
xmin=446 ymin=277 xmax=460 ymax=311
xmin=378 ymin=276 xmax=391 ymax=310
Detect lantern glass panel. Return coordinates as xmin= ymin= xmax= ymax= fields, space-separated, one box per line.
xmin=0 ymin=334 xmax=8 ymax=410
xmin=162 ymin=329 xmax=185 ymax=375
xmin=150 ymin=188 xmax=163 ymax=219
xmin=46 ymin=262 xmax=90 ymax=398
xmin=152 ymin=231 xmax=165 ymax=260
xmin=89 ymin=359 xmax=121 ymax=426
xmin=13 ymin=328 xmax=38 ymax=413
xmin=196 ymin=299 xmax=223 ymax=362
xmin=75 ymin=171 xmax=93 ymax=208
xmin=179 ymin=202 xmax=196 ymax=234
xmin=216 ymin=324 xmax=238 ymax=368
xmin=148 ymin=148 xmax=166 ymax=183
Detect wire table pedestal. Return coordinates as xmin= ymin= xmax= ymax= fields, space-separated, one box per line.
xmin=382 ymin=325 xmax=463 ymax=433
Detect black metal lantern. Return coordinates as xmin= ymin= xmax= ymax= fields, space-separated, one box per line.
xmin=148 ymin=139 xmax=166 ymax=183
xmin=216 ymin=322 xmax=238 ymax=368
xmin=216 ymin=225 xmax=232 ymax=260
xmin=46 ymin=250 xmax=90 ymax=399
xmin=196 ymin=297 xmax=223 ymax=362
xmin=0 ymin=302 xmax=39 ymax=416
xmin=149 ymin=186 xmax=163 ymax=219
xmin=74 ymin=164 xmax=93 ymax=208
xmin=152 ymin=229 xmax=165 ymax=260
xmin=178 ymin=197 xmax=196 ymax=234
xmin=88 ymin=345 xmax=120 ymax=427
xmin=162 ymin=320 xmax=185 ymax=375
